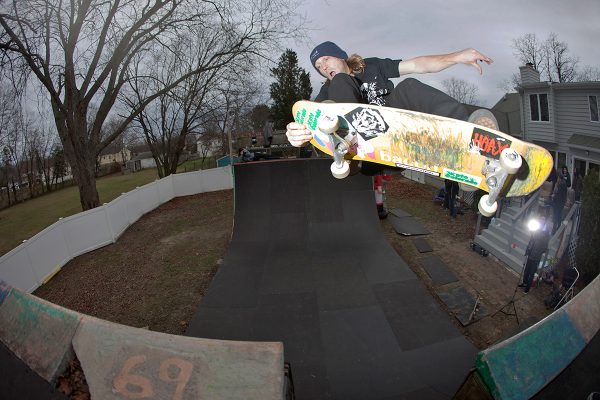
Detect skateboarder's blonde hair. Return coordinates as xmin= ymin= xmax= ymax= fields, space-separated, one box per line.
xmin=347 ymin=54 xmax=366 ymax=74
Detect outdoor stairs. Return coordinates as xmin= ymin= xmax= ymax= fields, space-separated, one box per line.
xmin=474 ymin=201 xmax=532 ymax=274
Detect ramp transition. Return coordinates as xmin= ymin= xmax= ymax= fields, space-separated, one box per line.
xmin=186 ymin=159 xmax=478 ymax=400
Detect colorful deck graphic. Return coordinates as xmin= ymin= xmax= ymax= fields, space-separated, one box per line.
xmin=293 ymin=101 xmax=553 ymax=197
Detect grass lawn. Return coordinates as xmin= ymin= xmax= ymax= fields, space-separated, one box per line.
xmin=176 ymin=158 xmax=216 ymax=173
xmin=0 ymin=168 xmax=160 ymax=257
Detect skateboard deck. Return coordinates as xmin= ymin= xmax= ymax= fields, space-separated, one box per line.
xmin=292 ymin=100 xmax=553 ymax=201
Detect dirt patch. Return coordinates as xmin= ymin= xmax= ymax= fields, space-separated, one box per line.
xmin=34 ymin=190 xmax=233 ymax=335
xmin=383 ymin=176 xmax=551 ymax=348
xmin=33 ymin=175 xmax=556 ymax=397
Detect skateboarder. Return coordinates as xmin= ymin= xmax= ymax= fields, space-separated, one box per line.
xmin=286 ymin=41 xmax=497 ymax=147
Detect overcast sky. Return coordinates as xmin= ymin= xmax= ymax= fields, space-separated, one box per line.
xmin=280 ymin=0 xmax=600 ymax=107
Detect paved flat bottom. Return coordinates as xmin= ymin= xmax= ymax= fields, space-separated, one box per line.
xmin=437 ymin=286 xmax=488 ymax=326
xmin=420 ymin=255 xmax=459 ymax=286
xmin=389 ymin=215 xmax=431 ymax=236
xmin=186 ymin=159 xmax=477 ymax=400
xmin=413 ymin=237 xmax=434 ymax=253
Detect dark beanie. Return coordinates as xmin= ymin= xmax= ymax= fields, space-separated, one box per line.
xmin=310 ymin=41 xmax=348 ymax=69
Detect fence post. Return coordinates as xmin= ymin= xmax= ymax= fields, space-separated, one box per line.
xmin=58 ymin=217 xmax=73 ymax=260
xmin=21 ymin=240 xmax=41 ymax=289
xmin=103 ymin=203 xmax=116 ymax=243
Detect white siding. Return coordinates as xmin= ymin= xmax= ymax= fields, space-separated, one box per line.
xmin=555 ymin=89 xmax=600 ymax=148
xmin=523 ymin=88 xmax=554 ymax=142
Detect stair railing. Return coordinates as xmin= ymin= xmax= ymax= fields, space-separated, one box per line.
xmin=540 ymin=201 xmax=581 ymax=269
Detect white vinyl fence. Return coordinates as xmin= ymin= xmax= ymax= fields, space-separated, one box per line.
xmin=0 ymin=167 xmax=234 ymax=293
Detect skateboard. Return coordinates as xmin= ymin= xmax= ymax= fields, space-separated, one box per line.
xmin=292 ymin=100 xmax=553 ymax=217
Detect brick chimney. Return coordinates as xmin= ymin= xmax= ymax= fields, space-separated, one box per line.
xmin=519 ymin=63 xmax=540 ymax=85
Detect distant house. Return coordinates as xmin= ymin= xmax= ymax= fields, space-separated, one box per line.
xmin=517 ymin=63 xmax=600 ymax=176
xmin=126 ymin=144 xmax=156 ymax=172
xmin=98 ymin=144 xmax=131 ymax=166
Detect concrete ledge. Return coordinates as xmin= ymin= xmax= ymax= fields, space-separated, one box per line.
xmin=475 ymin=275 xmax=600 ymax=399
xmin=0 ymin=283 xmax=285 ymax=399
xmin=73 ymin=316 xmax=284 ymax=400
xmin=476 ymin=311 xmax=585 ymax=399
xmin=0 ymin=287 xmax=81 ymax=382
xmin=563 ymin=274 xmax=600 ymax=343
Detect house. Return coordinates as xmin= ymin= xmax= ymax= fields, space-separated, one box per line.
xmin=98 ymin=144 xmax=131 ymax=166
xmin=517 ymin=64 xmax=600 ymax=177
xmin=126 ymin=144 xmax=156 ymax=172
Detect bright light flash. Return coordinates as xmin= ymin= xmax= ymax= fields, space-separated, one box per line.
xmin=527 ymin=218 xmax=541 ymax=232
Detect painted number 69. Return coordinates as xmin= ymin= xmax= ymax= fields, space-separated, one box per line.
xmin=113 ymin=355 xmax=193 ymax=400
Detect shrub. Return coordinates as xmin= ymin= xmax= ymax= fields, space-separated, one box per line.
xmin=576 ymin=170 xmax=600 ymax=284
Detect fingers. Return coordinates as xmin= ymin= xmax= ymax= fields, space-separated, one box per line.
xmin=286 ymin=122 xmax=312 ymax=147
xmin=467 ymin=49 xmax=493 ymax=75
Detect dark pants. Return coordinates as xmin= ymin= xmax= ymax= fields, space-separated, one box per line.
xmin=523 ymin=257 xmax=540 ymax=292
xmin=443 ymin=179 xmax=459 ymax=217
xmin=552 ymin=202 xmax=565 ymax=234
xmin=327 ymin=74 xmax=469 ymax=121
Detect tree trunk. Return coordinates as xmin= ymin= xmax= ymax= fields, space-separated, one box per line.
xmin=70 ymin=156 xmax=100 ymax=210
xmin=54 ymin=101 xmax=101 ymax=210
xmin=61 ymin=130 xmax=101 ymax=210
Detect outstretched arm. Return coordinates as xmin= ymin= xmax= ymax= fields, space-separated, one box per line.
xmin=398 ymin=48 xmax=492 ymax=75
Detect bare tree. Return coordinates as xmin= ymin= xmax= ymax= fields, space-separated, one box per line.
xmin=123 ymin=33 xmax=227 ymax=178
xmin=247 ymin=104 xmax=272 ymax=132
xmin=2 ymin=115 xmax=24 ymax=203
xmin=577 ymin=66 xmax=600 ymax=82
xmin=0 ymin=0 xmax=302 ymax=210
xmin=511 ymin=32 xmax=579 ymax=83
xmin=544 ymin=33 xmax=578 ymax=83
xmin=442 ymin=77 xmax=480 ymax=105
xmin=497 ymin=74 xmax=522 ymax=93
xmin=197 ymin=124 xmax=222 ymax=165
xmin=34 ymin=128 xmax=59 ymax=193
xmin=512 ymin=33 xmax=546 ymax=72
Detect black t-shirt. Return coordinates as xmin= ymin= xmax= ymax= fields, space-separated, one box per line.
xmin=315 ymin=57 xmax=401 ymax=106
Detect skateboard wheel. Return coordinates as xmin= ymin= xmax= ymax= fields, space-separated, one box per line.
xmin=459 ymin=182 xmax=478 ymax=192
xmin=331 ymin=161 xmax=350 ymax=179
xmin=318 ymin=115 xmax=340 ymax=134
xmin=478 ymin=194 xmax=497 ymax=217
xmin=499 ymin=148 xmax=522 ymax=174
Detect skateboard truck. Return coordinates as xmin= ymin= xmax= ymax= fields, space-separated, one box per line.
xmin=478 ymin=148 xmax=522 ymax=217
xmin=318 ymin=115 xmax=352 ymax=179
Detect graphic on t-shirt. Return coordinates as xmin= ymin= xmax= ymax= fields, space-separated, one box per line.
xmin=360 ymin=82 xmax=389 ymax=106
xmin=345 ymin=107 xmax=389 ymax=140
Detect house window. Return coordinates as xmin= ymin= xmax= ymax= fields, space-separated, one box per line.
xmin=530 ymin=94 xmax=549 ymax=121
xmin=557 ymin=152 xmax=567 ymax=168
xmin=590 ymin=95 xmax=599 ymax=122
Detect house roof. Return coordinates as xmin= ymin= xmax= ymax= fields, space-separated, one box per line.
xmin=491 ymin=93 xmax=520 ymax=112
xmin=567 ymin=134 xmax=600 ymax=151
xmin=518 ymin=81 xmax=600 ymax=91
xmin=130 ymin=143 xmax=151 ymax=154
xmin=130 ymin=151 xmax=154 ymax=161
xmin=99 ymin=144 xmax=125 ymax=156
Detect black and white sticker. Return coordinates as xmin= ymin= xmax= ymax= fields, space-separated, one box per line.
xmin=344 ymin=107 xmax=389 ymax=140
